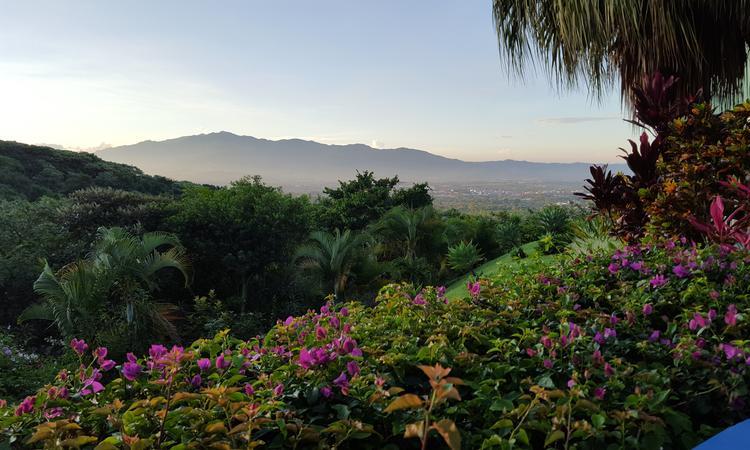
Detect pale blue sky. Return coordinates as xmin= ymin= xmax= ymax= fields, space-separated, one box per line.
xmin=0 ymin=1 xmax=632 ymax=163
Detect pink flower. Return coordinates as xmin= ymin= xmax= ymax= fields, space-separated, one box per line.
xmin=330 ymin=316 xmax=341 ymax=329
xmin=315 ymin=326 xmax=327 ymax=340
xmin=149 ymin=344 xmax=168 ymax=360
xmin=649 ymin=330 xmax=661 ymax=342
xmin=284 ymin=316 xmax=294 ymax=326
xmin=543 ymin=359 xmax=553 ymax=369
xmin=70 ymin=338 xmax=88 ymax=356
xmin=94 ymin=347 xmax=108 ymax=360
xmin=412 ymin=294 xmax=427 ymax=306
xmin=526 ymin=348 xmax=537 ymax=357
xmin=594 ymin=387 xmax=606 ymax=400
xmin=80 ymin=370 xmax=104 ymax=396
xmin=190 ymin=374 xmax=202 ymax=388
xmin=689 ymin=313 xmax=708 ymax=331
xmin=708 ymin=309 xmax=717 ymax=322
xmin=592 ymin=350 xmax=603 ymax=365
xmin=298 ymin=348 xmax=315 ymax=370
xmin=340 ymin=307 xmax=349 ymax=317
xmin=594 ymin=332 xmax=604 ymax=345
xmin=540 ymin=335 xmax=553 ymax=348
xmin=320 ymin=386 xmax=333 ymax=398
xmin=197 ymin=358 xmax=211 ymax=371
xmin=273 ymin=383 xmax=284 ymax=397
xmin=437 ymin=286 xmax=446 ymax=297
xmin=604 ymin=363 xmax=614 ymax=377
xmin=642 ymin=304 xmax=653 ymax=316
xmin=725 ymin=304 xmax=738 ymax=327
xmin=609 ymin=313 xmax=619 ymax=325
xmin=567 ymin=379 xmax=576 ymax=388
xmin=244 ymin=383 xmax=255 ymax=396
xmin=608 ymin=263 xmax=619 ymax=274
xmin=603 ymin=328 xmax=616 ymax=339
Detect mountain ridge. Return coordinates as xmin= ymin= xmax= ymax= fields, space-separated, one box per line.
xmin=97 ymin=131 xmax=627 ymax=186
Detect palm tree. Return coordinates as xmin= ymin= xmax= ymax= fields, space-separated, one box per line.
xmin=492 ymin=0 xmax=750 ymax=107
xmin=295 ymin=229 xmax=368 ymax=301
xmin=375 ymin=206 xmax=436 ymax=261
xmin=19 ymin=227 xmax=190 ymax=345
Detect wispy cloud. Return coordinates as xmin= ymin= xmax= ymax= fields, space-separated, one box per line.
xmin=536 ymin=116 xmax=620 ymax=125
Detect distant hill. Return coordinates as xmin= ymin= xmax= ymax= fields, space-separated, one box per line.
xmin=98 ymin=132 xmax=627 ymax=186
xmin=0 ymin=141 xmax=180 ymax=201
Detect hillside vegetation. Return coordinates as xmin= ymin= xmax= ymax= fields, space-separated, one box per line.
xmin=0 ymin=141 xmax=180 ymax=201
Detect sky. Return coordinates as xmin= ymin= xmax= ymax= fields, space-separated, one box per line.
xmin=0 ymin=1 xmax=634 ymax=163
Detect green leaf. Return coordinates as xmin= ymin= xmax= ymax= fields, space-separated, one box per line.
xmin=544 ymin=430 xmax=565 ymax=446
xmin=591 ymin=414 xmax=605 ymax=428
xmin=538 ymin=375 xmax=555 ymax=388
xmin=331 ymin=404 xmax=350 ymax=420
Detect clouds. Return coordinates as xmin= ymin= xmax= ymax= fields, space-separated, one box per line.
xmin=536 ymin=116 xmax=621 ymax=125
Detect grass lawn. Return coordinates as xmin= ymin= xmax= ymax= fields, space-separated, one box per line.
xmin=445 ymin=241 xmax=543 ymax=299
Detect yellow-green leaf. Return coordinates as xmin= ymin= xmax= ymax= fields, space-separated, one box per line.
xmin=544 ymin=430 xmax=565 ymax=446
xmin=404 ymin=422 xmax=424 ymax=439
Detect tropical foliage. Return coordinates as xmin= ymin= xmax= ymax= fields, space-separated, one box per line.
xmin=492 ymin=0 xmax=750 ymax=108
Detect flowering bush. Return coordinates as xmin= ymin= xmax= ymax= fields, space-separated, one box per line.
xmin=2 ymin=240 xmax=750 ymax=448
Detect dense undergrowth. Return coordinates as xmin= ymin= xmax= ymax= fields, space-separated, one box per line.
xmin=2 ymin=238 xmax=748 ymax=449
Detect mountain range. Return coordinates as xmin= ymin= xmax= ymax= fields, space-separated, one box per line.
xmin=97 ymin=131 xmax=626 ymax=186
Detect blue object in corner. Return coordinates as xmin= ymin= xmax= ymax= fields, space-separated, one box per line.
xmin=694 ymin=420 xmax=750 ymax=449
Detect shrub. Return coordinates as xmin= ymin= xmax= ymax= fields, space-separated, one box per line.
xmin=3 ymin=239 xmax=750 ymax=448
xmin=446 ymin=240 xmax=484 ymax=274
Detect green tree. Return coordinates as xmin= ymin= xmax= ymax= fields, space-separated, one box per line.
xmin=19 ymin=227 xmax=190 ymax=351
xmin=295 ymin=229 xmax=369 ymax=301
xmin=492 ymin=0 xmax=750 ymax=107
xmin=169 ymin=176 xmax=313 ymax=314
xmin=315 ymin=171 xmax=433 ymax=231
xmin=446 ymin=241 xmax=484 ymax=274
xmin=375 ymin=206 xmax=436 ymax=262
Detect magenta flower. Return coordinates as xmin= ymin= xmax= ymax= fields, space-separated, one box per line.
xmin=284 ymin=316 xmax=294 ymax=326
xmin=99 ymin=358 xmax=116 ymax=371
xmin=437 ymin=286 xmax=446 ymax=297
xmin=70 ymin=338 xmax=88 ymax=356
xmin=273 ymin=383 xmax=284 ymax=397
xmin=543 ymin=359 xmax=553 ymax=369
xmin=94 ymin=347 xmax=108 ymax=360
xmin=540 ymin=335 xmax=553 ymax=348
xmin=592 ymin=350 xmax=604 ymax=365
xmin=567 ymin=379 xmax=576 ymax=388
xmin=320 ymin=303 xmax=330 ymax=314
xmin=333 ymin=372 xmax=350 ymax=395
xmin=197 ymin=358 xmax=211 ymax=372
xmin=346 ymin=360 xmax=360 ymax=377
xmin=649 ymin=330 xmax=661 ymax=342
xmin=721 ymin=343 xmax=741 ymax=360
xmin=608 ymin=263 xmax=619 ymax=275
xmin=320 ymin=386 xmax=333 ymax=398
xmin=190 ymin=374 xmax=202 ymax=388
xmin=609 ymin=313 xmax=619 ymax=325
xmin=650 ymin=275 xmax=667 ymax=288
xmin=672 ymin=265 xmax=690 ymax=278
xmin=330 ymin=316 xmax=341 ymax=329
xmin=244 ymin=383 xmax=255 ymax=396
xmin=604 ymin=362 xmax=614 ymax=377
xmin=412 ymin=293 xmax=427 ymax=306
xmin=315 ymin=326 xmax=327 ymax=340
xmin=122 ymin=361 xmax=142 ymax=381
xmin=603 ymin=328 xmax=617 ymax=339
xmin=215 ymin=353 xmax=231 ymax=370
xmin=340 ymin=307 xmax=349 ymax=317
xmin=725 ymin=304 xmax=738 ymax=326
xmin=689 ymin=313 xmax=708 ymax=331
xmin=594 ymin=332 xmax=604 ymax=345
xmin=642 ymin=304 xmax=653 ymax=316
xmin=467 ymin=281 xmax=481 ymax=298
xmin=80 ymin=370 xmax=104 ymax=396
xmin=298 ymin=348 xmax=315 ymax=370
xmin=14 ymin=396 xmax=35 ymax=416
xmin=149 ymin=344 xmax=168 ymax=360
xmin=594 ymin=387 xmax=606 ymax=400
xmin=630 ymin=261 xmax=643 ymax=271
xmin=43 ymin=407 xmax=63 ymax=420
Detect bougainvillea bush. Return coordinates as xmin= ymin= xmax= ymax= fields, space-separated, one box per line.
xmin=2 ymin=239 xmax=750 ymax=449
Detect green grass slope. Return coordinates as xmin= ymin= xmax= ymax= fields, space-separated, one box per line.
xmin=445 ymin=241 xmax=544 ymax=299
